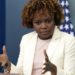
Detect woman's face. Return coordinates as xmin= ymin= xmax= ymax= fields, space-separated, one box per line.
xmin=33 ymin=10 xmax=55 ymax=40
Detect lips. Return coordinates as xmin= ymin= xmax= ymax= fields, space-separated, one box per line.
xmin=40 ymin=31 xmax=50 ymax=35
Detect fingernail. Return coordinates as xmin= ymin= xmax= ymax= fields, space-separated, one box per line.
xmin=3 ymin=45 xmax=5 ymax=49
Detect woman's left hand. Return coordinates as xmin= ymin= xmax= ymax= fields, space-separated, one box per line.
xmin=42 ymin=50 xmax=57 ymax=75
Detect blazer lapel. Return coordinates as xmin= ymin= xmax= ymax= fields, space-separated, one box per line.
xmin=47 ymin=26 xmax=61 ymax=60
xmin=23 ymin=32 xmax=38 ymax=75
xmin=47 ymin=39 xmax=60 ymax=60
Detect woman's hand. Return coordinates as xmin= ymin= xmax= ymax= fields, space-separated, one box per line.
xmin=0 ymin=46 xmax=11 ymax=73
xmin=42 ymin=50 xmax=57 ymax=75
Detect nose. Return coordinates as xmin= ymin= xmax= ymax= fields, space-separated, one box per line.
xmin=41 ymin=22 xmax=47 ymax=29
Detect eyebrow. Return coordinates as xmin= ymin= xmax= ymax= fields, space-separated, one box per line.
xmin=33 ymin=16 xmax=52 ymax=21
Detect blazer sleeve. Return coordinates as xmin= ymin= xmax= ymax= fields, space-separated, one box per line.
xmin=57 ymin=37 xmax=75 ymax=75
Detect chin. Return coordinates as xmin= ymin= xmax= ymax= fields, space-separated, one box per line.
xmin=39 ymin=35 xmax=52 ymax=40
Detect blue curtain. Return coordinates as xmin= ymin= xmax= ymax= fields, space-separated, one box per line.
xmin=0 ymin=0 xmax=5 ymax=54
xmin=0 ymin=0 xmax=5 ymax=73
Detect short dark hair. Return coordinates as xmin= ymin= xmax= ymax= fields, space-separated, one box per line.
xmin=22 ymin=0 xmax=64 ymax=28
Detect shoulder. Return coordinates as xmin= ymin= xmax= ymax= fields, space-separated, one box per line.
xmin=22 ymin=31 xmax=37 ymax=39
xmin=59 ymin=32 xmax=75 ymax=52
xmin=60 ymin=31 xmax=75 ymax=47
xmin=20 ymin=31 xmax=37 ymax=46
xmin=61 ymin=32 xmax=75 ymax=41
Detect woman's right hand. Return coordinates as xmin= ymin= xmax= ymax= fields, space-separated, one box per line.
xmin=0 ymin=46 xmax=11 ymax=73
xmin=42 ymin=50 xmax=57 ymax=75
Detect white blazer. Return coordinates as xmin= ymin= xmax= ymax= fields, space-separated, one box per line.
xmin=10 ymin=27 xmax=75 ymax=75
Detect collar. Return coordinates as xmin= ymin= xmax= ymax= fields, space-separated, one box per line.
xmin=52 ymin=26 xmax=61 ymax=40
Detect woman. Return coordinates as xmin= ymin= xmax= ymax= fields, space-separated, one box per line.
xmin=0 ymin=0 xmax=75 ymax=75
